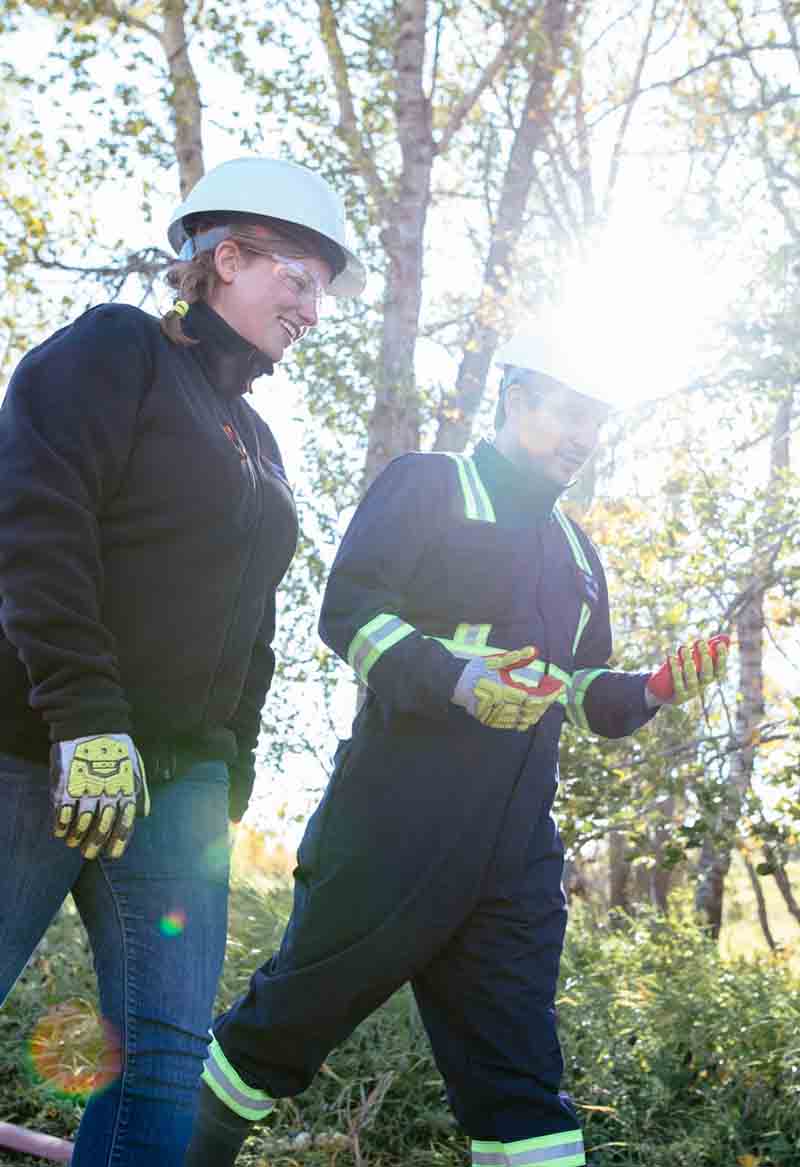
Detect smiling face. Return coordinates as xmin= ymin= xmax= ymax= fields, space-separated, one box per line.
xmin=206 ymin=235 xmax=333 ymax=360
xmin=497 ymin=373 xmax=610 ymax=486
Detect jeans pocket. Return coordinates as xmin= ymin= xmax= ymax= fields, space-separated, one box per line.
xmin=0 ymin=750 xmax=48 ymax=786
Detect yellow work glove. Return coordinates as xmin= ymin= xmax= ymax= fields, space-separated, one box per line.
xmin=452 ymin=645 xmax=565 ymax=731
xmin=50 ymin=733 xmax=150 ymax=860
xmin=645 ymin=634 xmax=730 ymax=707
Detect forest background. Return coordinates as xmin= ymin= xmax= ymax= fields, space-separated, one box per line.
xmin=1 ymin=1 xmax=800 ymax=1164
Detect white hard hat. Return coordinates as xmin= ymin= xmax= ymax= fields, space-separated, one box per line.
xmin=494 ymin=334 xmax=622 ymax=408
xmin=167 ymin=157 xmax=366 ymax=298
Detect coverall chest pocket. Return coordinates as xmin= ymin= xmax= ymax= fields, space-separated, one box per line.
xmin=412 ymin=521 xmax=523 ymax=622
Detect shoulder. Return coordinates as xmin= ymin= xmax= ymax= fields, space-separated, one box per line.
xmin=7 ymin=304 xmax=160 ymax=411
xmin=375 ymin=450 xmax=461 ymax=490
xmin=350 ymin=451 xmax=457 ymax=519
xmin=17 ymin=304 xmax=159 ymax=376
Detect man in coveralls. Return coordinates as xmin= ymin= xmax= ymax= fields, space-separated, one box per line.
xmin=184 ymin=335 xmax=728 ymax=1167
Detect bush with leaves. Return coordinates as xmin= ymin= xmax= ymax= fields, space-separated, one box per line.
xmin=2 ymin=882 xmax=800 ymax=1166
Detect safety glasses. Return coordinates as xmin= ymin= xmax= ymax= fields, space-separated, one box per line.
xmin=267 ymin=254 xmax=329 ymax=312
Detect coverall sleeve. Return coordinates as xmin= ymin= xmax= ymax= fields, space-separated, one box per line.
xmin=319 ymin=453 xmax=465 ymax=720
xmin=0 ymin=306 xmax=154 ymax=742
xmin=566 ymin=537 xmax=657 ymax=740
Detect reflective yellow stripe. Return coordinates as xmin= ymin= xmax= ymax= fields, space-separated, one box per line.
xmin=201 ymin=1034 xmax=274 ymax=1121
xmin=571 ymin=602 xmax=591 ymax=656
xmin=553 ymin=505 xmax=592 ymax=573
xmin=472 ymin=1129 xmax=585 ymax=1166
xmin=554 ymin=506 xmax=596 ymax=655
xmin=442 ymin=452 xmax=496 ymax=522
xmin=453 ymin=622 xmax=492 ymax=646
xmin=565 ymin=666 xmax=608 ymax=730
xmin=347 ymin=613 xmax=416 ymax=683
xmin=442 ymin=451 xmax=596 ymax=671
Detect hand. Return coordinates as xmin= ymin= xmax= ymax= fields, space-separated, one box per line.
xmin=452 ymin=645 xmax=564 ymax=731
xmin=50 ymin=733 xmax=150 ymax=860
xmin=646 ymin=634 xmax=729 ymax=707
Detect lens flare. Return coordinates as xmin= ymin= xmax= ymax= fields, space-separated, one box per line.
xmin=27 ymin=999 xmax=120 ymax=1099
xmin=158 ymin=908 xmax=187 ymax=937
xmin=203 ymin=834 xmax=230 ymax=879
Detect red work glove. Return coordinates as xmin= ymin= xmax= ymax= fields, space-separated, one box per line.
xmin=646 ymin=634 xmax=729 ymax=707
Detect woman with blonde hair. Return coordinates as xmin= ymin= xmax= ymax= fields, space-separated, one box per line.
xmin=0 ymin=156 xmax=364 ymax=1167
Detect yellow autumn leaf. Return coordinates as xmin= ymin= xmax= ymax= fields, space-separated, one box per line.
xmin=738 ymin=1154 xmax=761 ymax=1167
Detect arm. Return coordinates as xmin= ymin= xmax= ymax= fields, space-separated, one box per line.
xmin=319 ymin=454 xmax=464 ymax=720
xmin=0 ymin=305 xmax=153 ymax=741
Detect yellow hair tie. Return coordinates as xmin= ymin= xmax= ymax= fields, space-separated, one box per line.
xmin=172 ymin=300 xmax=189 ymax=318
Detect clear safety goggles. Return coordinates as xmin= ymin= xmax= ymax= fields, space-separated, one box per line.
xmin=177 ymin=227 xmax=329 ymax=312
xmin=266 ymin=254 xmax=327 ymax=311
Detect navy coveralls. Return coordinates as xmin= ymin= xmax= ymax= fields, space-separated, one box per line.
xmin=208 ymin=440 xmax=656 ymax=1166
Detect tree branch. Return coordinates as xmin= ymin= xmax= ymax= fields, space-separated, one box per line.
xmin=604 ymin=0 xmax=658 ymax=213
xmin=435 ymin=7 xmax=534 ymax=156
xmin=317 ymin=0 xmax=387 ymax=215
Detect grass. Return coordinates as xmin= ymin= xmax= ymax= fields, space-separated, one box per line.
xmin=1 ymin=836 xmax=800 ymax=1165
xmin=721 ymin=855 xmax=800 ymax=972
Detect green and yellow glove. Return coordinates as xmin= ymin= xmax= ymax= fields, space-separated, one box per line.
xmin=452 ymin=646 xmax=564 ymax=731
xmin=50 ymin=733 xmax=150 ymax=860
xmin=646 ymin=634 xmax=730 ymax=707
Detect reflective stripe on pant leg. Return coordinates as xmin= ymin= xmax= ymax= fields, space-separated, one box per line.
xmin=201 ymin=1034 xmax=275 ymax=1121
xmin=472 ymin=1130 xmax=585 ymax=1166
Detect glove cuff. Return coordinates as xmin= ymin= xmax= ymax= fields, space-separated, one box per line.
xmin=644 ymin=683 xmax=664 ymax=709
xmin=451 ymin=658 xmax=484 ymax=715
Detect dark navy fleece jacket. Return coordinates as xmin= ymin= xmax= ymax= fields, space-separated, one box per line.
xmin=0 ymin=301 xmax=298 ymax=804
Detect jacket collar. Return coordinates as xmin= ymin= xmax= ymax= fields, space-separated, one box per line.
xmin=473 ymin=438 xmax=564 ymax=518
xmin=182 ymin=301 xmax=274 ymax=397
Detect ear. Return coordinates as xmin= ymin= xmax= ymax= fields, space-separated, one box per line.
xmin=503 ymin=382 xmax=526 ymax=423
xmin=213 ymin=239 xmax=241 ymax=285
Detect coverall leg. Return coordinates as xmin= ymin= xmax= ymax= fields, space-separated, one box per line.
xmin=207 ymin=707 xmax=584 ymax=1162
xmin=412 ymin=806 xmax=582 ymax=1159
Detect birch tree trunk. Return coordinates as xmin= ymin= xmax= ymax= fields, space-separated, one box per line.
xmin=363 ymin=0 xmax=432 ymax=488
xmin=433 ymin=0 xmax=575 ymax=452
xmin=695 ymin=390 xmax=793 ymax=936
xmin=160 ymin=0 xmax=204 ymax=195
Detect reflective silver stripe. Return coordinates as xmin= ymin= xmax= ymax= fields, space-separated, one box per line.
xmin=553 ymin=507 xmax=596 ymax=656
xmin=553 ymin=506 xmax=592 ymax=574
xmin=454 ymin=622 xmax=492 ymax=646
xmin=443 ymin=452 xmax=496 ymax=522
xmin=507 ymin=1141 xmax=585 ymax=1165
xmin=566 ymin=667 xmax=608 ymax=730
xmin=201 ymin=1035 xmax=274 ymax=1121
xmin=571 ymin=601 xmax=591 ymax=656
xmin=472 ymin=1133 xmax=585 ymax=1167
xmin=347 ymin=613 xmax=416 ymax=683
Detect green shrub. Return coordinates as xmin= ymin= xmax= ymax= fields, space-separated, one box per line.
xmin=560 ymin=898 xmax=800 ymax=1167
xmin=2 ymin=885 xmax=799 ymax=1166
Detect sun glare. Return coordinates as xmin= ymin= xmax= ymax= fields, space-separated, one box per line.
xmin=543 ymin=213 xmax=732 ymax=408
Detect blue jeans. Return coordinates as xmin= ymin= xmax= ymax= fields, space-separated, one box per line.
xmin=0 ymin=751 xmax=231 ymax=1166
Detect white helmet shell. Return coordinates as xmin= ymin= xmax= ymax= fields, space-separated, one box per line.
xmin=494 ymin=334 xmax=621 ymax=408
xmin=167 ymin=157 xmax=366 ymax=298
